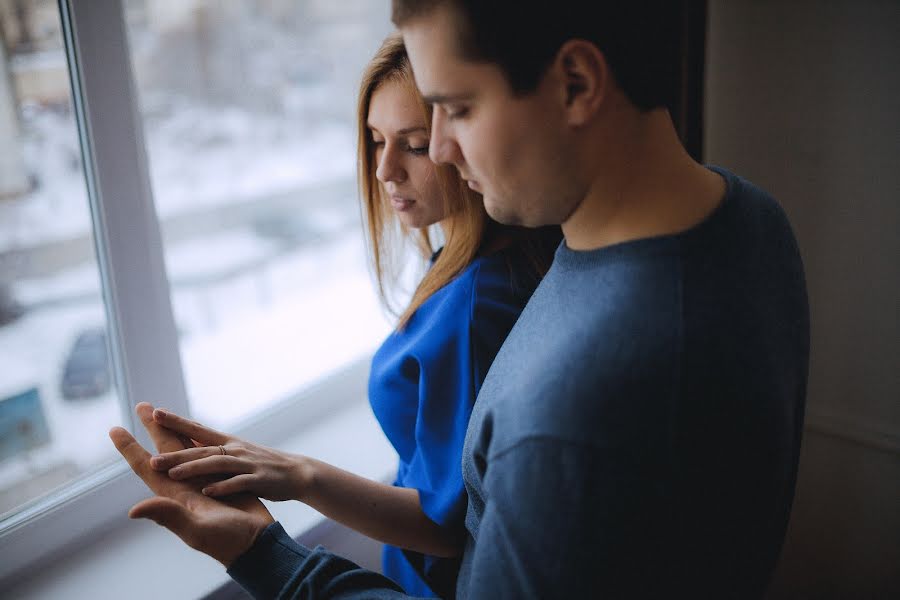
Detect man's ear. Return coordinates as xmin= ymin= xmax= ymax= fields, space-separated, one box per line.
xmin=554 ymin=39 xmax=609 ymax=127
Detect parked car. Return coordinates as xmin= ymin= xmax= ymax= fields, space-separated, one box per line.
xmin=60 ymin=327 xmax=112 ymax=400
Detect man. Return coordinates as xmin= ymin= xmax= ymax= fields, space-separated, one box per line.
xmin=113 ymin=2 xmax=809 ymax=597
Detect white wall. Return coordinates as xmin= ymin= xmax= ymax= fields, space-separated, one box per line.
xmin=705 ymin=1 xmax=899 ymax=597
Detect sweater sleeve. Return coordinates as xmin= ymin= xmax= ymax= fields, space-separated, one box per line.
xmin=464 ymin=438 xmax=670 ymax=599
xmin=228 ymin=521 xmax=425 ymax=599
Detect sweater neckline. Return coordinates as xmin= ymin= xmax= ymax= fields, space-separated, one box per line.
xmin=553 ymin=165 xmax=735 ymax=270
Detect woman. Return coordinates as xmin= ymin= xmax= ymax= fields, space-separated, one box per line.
xmin=147 ymin=34 xmax=557 ymax=598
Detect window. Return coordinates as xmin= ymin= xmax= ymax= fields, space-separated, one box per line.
xmin=0 ymin=0 xmax=123 ymax=524
xmin=0 ymin=0 xmax=393 ymax=582
xmin=122 ymin=0 xmax=393 ymax=430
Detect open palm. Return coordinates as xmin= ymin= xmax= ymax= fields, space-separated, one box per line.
xmin=109 ymin=402 xmax=274 ymax=567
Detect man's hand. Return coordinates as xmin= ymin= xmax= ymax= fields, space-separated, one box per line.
xmin=110 ymin=402 xmax=275 ymax=567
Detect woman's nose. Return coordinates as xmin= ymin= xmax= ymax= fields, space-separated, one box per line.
xmin=375 ymin=145 xmax=406 ymax=184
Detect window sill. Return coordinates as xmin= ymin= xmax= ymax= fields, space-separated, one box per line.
xmin=4 ymin=399 xmax=397 ymax=600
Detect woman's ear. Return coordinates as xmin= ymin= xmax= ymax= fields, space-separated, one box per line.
xmin=555 ymin=39 xmax=609 ymax=127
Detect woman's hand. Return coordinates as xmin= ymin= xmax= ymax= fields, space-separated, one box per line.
xmin=110 ymin=403 xmax=274 ymax=567
xmin=151 ymin=407 xmax=463 ymax=558
xmin=149 ymin=408 xmax=312 ymax=501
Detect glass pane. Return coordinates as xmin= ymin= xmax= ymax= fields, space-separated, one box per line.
xmin=0 ymin=1 xmax=121 ymax=519
xmin=124 ymin=1 xmax=394 ymax=429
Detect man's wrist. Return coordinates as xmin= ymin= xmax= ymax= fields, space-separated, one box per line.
xmin=227 ymin=521 xmax=314 ymax=599
xmin=219 ymin=513 xmax=275 ymax=568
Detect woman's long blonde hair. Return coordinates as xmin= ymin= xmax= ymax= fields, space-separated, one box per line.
xmin=358 ymin=33 xmax=491 ymax=328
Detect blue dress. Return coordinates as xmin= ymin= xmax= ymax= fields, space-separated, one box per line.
xmin=368 ymin=246 xmax=540 ymax=598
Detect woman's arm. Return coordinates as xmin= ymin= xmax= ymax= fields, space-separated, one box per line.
xmin=149 ymin=408 xmax=463 ymax=558
xmin=301 ymin=457 xmax=463 ymax=558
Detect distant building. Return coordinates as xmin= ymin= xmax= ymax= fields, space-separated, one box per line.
xmin=0 ymin=40 xmax=27 ymax=199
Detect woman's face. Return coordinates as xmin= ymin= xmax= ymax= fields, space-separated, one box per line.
xmin=368 ymin=79 xmax=445 ymax=229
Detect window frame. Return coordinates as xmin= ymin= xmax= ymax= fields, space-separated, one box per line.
xmin=0 ymin=0 xmax=189 ymax=581
xmin=0 ymin=0 xmax=377 ymax=584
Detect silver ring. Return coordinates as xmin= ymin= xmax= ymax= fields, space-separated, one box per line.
xmin=218 ymin=445 xmax=227 ymax=456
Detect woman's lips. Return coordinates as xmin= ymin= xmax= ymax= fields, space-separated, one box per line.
xmin=390 ymin=196 xmax=415 ymax=211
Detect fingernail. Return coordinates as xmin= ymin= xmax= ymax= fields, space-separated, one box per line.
xmin=154 ymin=408 xmax=168 ymax=419
xmin=202 ymin=487 xmax=211 ymax=496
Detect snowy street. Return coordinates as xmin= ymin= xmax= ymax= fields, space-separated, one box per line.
xmin=0 ymin=0 xmax=395 ymax=516
xmin=0 ymin=221 xmax=395 ymax=515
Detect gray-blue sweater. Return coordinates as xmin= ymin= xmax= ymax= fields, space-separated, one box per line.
xmin=228 ymin=166 xmax=810 ymax=599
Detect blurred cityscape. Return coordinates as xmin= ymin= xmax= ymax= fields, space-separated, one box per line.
xmin=0 ymin=0 xmax=396 ymax=516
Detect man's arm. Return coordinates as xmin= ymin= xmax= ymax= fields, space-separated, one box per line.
xmin=464 ymin=437 xmax=668 ymax=598
xmin=227 ymin=521 xmax=419 ymax=599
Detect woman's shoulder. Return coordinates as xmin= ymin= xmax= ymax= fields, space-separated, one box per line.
xmin=407 ymin=252 xmax=516 ymax=329
xmin=412 ymin=232 xmax=559 ymax=330
xmin=466 ymin=247 xmax=541 ymax=324
xmin=473 ymin=233 xmax=557 ymax=298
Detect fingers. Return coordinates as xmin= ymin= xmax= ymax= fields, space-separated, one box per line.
xmin=133 ymin=493 xmax=274 ymax=568
xmin=109 ymin=426 xmax=152 ymax=478
xmin=201 ymin=474 xmax=257 ymax=497
xmin=152 ymin=408 xmax=229 ymax=446
xmin=135 ymin=402 xmax=192 ymax=454
xmin=167 ymin=455 xmax=250 ymax=480
xmin=129 ymin=496 xmax=196 ymax=542
xmin=150 ymin=445 xmax=225 ymax=470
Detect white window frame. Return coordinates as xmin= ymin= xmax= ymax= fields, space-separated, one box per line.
xmin=0 ymin=0 xmax=375 ymax=585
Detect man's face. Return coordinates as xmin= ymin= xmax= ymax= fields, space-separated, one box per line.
xmin=401 ymin=5 xmax=582 ymax=227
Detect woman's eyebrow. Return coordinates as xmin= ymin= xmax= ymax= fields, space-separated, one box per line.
xmin=396 ymin=126 xmax=427 ymax=135
xmin=366 ymin=124 xmax=427 ymax=136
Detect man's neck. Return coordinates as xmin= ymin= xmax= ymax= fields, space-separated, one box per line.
xmin=561 ymin=110 xmax=725 ymax=251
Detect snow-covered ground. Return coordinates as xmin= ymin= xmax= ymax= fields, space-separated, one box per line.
xmin=0 ymin=0 xmax=398 ymax=517
xmin=0 ymin=105 xmax=357 ymax=251
xmin=0 ymin=115 xmax=397 ymax=514
xmin=0 ymin=226 xmax=403 ymax=515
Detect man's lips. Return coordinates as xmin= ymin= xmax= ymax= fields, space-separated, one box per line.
xmin=455 ymin=167 xmax=480 ymax=192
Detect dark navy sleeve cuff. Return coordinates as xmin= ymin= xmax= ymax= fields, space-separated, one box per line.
xmin=227 ymin=521 xmax=312 ymax=599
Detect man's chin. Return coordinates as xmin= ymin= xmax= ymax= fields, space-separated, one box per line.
xmin=484 ymin=197 xmax=525 ymax=227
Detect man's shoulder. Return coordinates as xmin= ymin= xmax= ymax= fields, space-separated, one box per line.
xmin=705 ymin=166 xmax=800 ymax=250
xmin=477 ymin=285 xmax=683 ymax=454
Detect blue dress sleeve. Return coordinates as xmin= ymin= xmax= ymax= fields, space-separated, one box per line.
xmin=405 ymin=258 xmax=528 ymax=529
xmin=394 ymin=257 xmax=528 ymax=598
xmin=368 ymin=249 xmax=540 ymax=597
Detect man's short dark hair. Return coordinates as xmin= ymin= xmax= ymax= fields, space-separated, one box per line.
xmin=392 ymin=0 xmax=683 ymax=111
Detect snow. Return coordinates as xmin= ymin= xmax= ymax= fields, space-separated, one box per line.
xmin=0 ymin=0 xmax=397 ymax=518
xmin=0 ymin=229 xmax=399 ymax=513
xmin=0 ymin=107 xmax=400 ymax=513
xmin=0 ymin=106 xmax=358 ymax=251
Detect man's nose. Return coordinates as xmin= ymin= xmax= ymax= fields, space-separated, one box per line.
xmin=375 ymin=145 xmax=405 ymax=184
xmin=429 ymin=108 xmax=462 ymax=166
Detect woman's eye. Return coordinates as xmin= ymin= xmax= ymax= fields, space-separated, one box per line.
xmin=407 ymin=145 xmax=429 ymax=156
